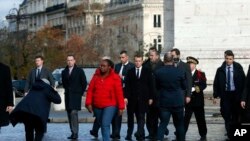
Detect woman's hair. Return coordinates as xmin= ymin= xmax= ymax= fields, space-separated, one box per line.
xmin=103 ymin=59 xmax=114 ymax=69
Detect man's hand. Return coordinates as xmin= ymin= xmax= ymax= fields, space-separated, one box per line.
xmin=149 ymin=99 xmax=153 ymax=105
xmin=86 ymin=105 xmax=93 ymax=113
xmin=186 ymin=97 xmax=191 ymax=104
xmin=124 ymin=98 xmax=128 ymax=105
xmin=213 ymin=98 xmax=218 ymax=105
xmin=241 ymin=101 xmax=246 ymax=109
xmin=6 ymin=106 xmax=13 ymax=113
xmin=118 ymin=109 xmax=124 ymax=116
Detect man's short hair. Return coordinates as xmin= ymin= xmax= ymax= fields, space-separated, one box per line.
xmin=171 ymin=48 xmax=181 ymax=56
xmin=35 ymin=55 xmax=44 ymax=60
xmin=134 ymin=52 xmax=143 ymax=60
xmin=67 ymin=54 xmax=75 ymax=59
xmin=224 ymin=50 xmax=233 ymax=55
xmin=120 ymin=50 xmax=128 ymax=55
xmin=149 ymin=47 xmax=157 ymax=51
xmin=225 ymin=51 xmax=234 ymax=58
xmin=164 ymin=52 xmax=173 ymax=63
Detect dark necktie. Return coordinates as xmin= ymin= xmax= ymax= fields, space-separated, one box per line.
xmin=227 ymin=67 xmax=231 ymax=91
xmin=136 ymin=68 xmax=139 ymax=79
xmin=36 ymin=69 xmax=40 ymax=80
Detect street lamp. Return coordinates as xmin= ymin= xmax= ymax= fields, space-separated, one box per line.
xmin=6 ymin=8 xmax=30 ymax=79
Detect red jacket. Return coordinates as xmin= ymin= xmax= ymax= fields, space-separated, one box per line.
xmin=85 ymin=68 xmax=125 ymax=110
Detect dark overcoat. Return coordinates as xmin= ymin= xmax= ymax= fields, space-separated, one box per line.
xmin=62 ymin=65 xmax=87 ymax=110
xmin=0 ymin=63 xmax=14 ymax=127
xmin=10 ymin=80 xmax=61 ymax=132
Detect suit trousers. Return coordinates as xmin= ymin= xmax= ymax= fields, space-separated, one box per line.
xmin=146 ymin=105 xmax=159 ymax=138
xmin=220 ymin=91 xmax=241 ymax=139
xmin=67 ymin=110 xmax=79 ymax=135
xmin=127 ymin=101 xmax=146 ymax=138
xmin=184 ymin=105 xmax=207 ymax=137
xmin=23 ymin=114 xmax=44 ymax=141
xmin=157 ymin=107 xmax=185 ymax=141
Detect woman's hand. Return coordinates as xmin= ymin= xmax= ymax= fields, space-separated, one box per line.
xmin=86 ymin=105 xmax=93 ymax=113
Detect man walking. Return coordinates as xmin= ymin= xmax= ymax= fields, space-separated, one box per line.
xmin=213 ymin=51 xmax=245 ymax=140
xmin=0 ymin=62 xmax=14 ymax=130
xmin=111 ymin=50 xmax=134 ymax=139
xmin=143 ymin=47 xmax=164 ymax=140
xmin=62 ymin=55 xmax=87 ymax=139
xmin=25 ymin=55 xmax=55 ymax=94
xmin=184 ymin=56 xmax=207 ymax=141
xmin=125 ymin=53 xmax=154 ymax=140
xmin=155 ymin=52 xmax=186 ymax=141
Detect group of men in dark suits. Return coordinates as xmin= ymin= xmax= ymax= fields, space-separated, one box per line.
xmin=106 ymin=48 xmax=206 ymax=141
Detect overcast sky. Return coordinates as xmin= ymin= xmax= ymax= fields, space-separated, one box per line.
xmin=0 ymin=0 xmax=23 ymax=22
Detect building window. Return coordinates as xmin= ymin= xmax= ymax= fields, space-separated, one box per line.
xmin=153 ymin=14 xmax=161 ymax=28
xmin=94 ymin=15 xmax=101 ymax=25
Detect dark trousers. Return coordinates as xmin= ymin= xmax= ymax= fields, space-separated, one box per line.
xmin=92 ymin=117 xmax=100 ymax=134
xmin=146 ymin=105 xmax=159 ymax=138
xmin=220 ymin=91 xmax=241 ymax=139
xmin=184 ymin=105 xmax=207 ymax=137
xmin=157 ymin=107 xmax=185 ymax=141
xmin=111 ymin=112 xmax=122 ymax=137
xmin=67 ymin=110 xmax=79 ymax=135
xmin=127 ymin=101 xmax=146 ymax=138
xmin=23 ymin=114 xmax=44 ymax=141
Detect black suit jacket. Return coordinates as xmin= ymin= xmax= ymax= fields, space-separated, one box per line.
xmin=188 ymin=70 xmax=207 ymax=107
xmin=0 ymin=63 xmax=13 ymax=127
xmin=125 ymin=67 xmax=154 ymax=112
xmin=155 ymin=65 xmax=187 ymax=108
xmin=25 ymin=67 xmax=55 ymax=92
xmin=177 ymin=60 xmax=192 ymax=97
xmin=62 ymin=65 xmax=87 ymax=110
xmin=114 ymin=62 xmax=134 ymax=86
xmin=213 ymin=61 xmax=245 ymax=99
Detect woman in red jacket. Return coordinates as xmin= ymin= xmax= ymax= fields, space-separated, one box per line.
xmin=85 ymin=59 xmax=125 ymax=141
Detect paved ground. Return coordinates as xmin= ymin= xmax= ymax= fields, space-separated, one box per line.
xmin=0 ymin=123 xmax=227 ymax=141
xmin=3 ymin=97 xmax=227 ymax=141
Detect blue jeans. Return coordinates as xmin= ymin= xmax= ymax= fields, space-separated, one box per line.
xmin=94 ymin=106 xmax=117 ymax=141
xmin=157 ymin=107 xmax=185 ymax=141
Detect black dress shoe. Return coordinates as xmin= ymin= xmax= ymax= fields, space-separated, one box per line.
xmin=125 ymin=136 xmax=132 ymax=140
xmin=110 ymin=134 xmax=120 ymax=139
xmin=67 ymin=134 xmax=78 ymax=139
xmin=200 ymin=136 xmax=207 ymax=141
xmin=90 ymin=130 xmax=98 ymax=138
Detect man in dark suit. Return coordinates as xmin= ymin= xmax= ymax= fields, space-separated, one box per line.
xmin=143 ymin=47 xmax=164 ymax=140
xmin=24 ymin=55 xmax=55 ymax=94
xmin=124 ymin=53 xmax=154 ymax=140
xmin=241 ymin=65 xmax=250 ymax=123
xmin=0 ymin=62 xmax=14 ymax=130
xmin=62 ymin=55 xmax=87 ymax=139
xmin=155 ymin=52 xmax=186 ymax=141
xmin=110 ymin=50 xmax=134 ymax=139
xmin=184 ymin=57 xmax=207 ymax=141
xmin=164 ymin=48 xmax=192 ymax=136
xmin=213 ymin=51 xmax=245 ymax=140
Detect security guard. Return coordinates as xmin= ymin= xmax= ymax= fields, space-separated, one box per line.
xmin=184 ymin=56 xmax=207 ymax=141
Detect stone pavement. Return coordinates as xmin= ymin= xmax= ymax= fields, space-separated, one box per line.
xmin=0 ymin=123 xmax=227 ymax=141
